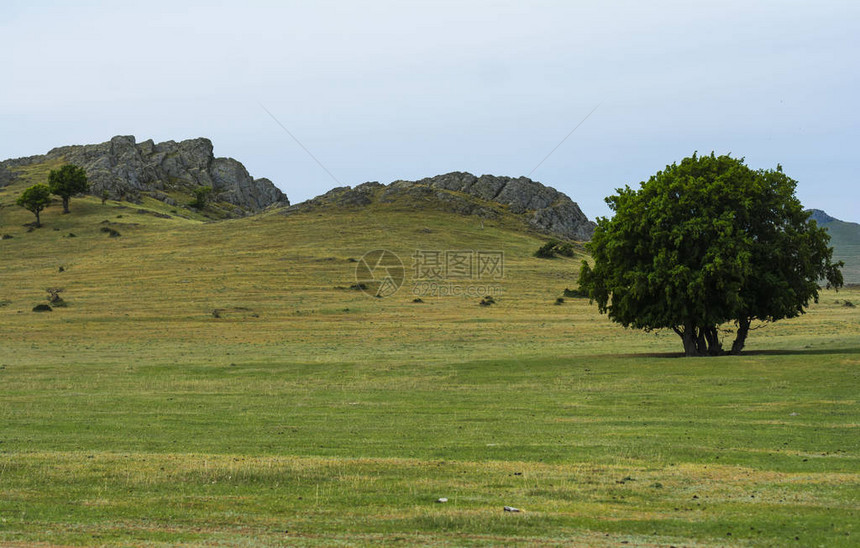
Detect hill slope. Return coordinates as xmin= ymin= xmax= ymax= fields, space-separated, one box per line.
xmin=809 ymin=209 xmax=860 ymax=283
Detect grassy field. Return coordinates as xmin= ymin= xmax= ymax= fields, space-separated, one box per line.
xmin=1 ymin=166 xmax=859 ymax=546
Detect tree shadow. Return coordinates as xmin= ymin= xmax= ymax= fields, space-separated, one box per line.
xmin=741 ymin=347 xmax=860 ymax=356
xmin=613 ymin=347 xmax=860 ymax=359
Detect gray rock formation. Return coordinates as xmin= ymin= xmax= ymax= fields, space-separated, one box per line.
xmin=287 ymin=172 xmax=595 ymax=240
xmin=1 ymin=135 xmax=288 ymax=211
xmin=408 ymin=172 xmax=595 ymax=240
xmin=0 ymin=164 xmax=13 ymax=187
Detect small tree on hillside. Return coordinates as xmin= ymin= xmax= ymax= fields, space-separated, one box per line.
xmin=578 ymin=153 xmax=843 ymax=356
xmin=16 ymin=184 xmax=52 ymax=227
xmin=48 ymin=164 xmax=89 ymax=214
xmin=191 ymin=186 xmax=212 ymax=209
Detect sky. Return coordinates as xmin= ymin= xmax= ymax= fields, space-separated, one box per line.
xmin=2 ymin=0 xmax=858 ymax=221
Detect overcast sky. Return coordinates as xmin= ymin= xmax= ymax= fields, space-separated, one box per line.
xmin=2 ymin=0 xmax=858 ymax=221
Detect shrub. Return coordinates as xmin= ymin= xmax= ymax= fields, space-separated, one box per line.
xmin=32 ymin=304 xmax=52 ymax=312
xmin=554 ymin=242 xmax=576 ymax=257
xmin=554 ymin=297 xmax=565 ymax=305
xmin=534 ymin=239 xmax=577 ymax=258
xmin=534 ymin=240 xmax=559 ymax=258
xmin=100 ymin=227 xmax=121 ymax=237
xmin=479 ymin=295 xmax=495 ymax=306
xmin=563 ymin=287 xmax=588 ymax=298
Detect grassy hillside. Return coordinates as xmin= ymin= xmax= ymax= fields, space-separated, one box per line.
xmin=824 ymin=219 xmax=860 ymax=284
xmin=1 ymin=162 xmax=859 ymax=546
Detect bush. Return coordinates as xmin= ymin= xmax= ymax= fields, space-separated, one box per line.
xmin=479 ymin=295 xmax=495 ymax=306
xmin=554 ymin=242 xmax=576 ymax=257
xmin=100 ymin=227 xmax=121 ymax=237
xmin=554 ymin=297 xmax=565 ymax=305
xmin=534 ymin=239 xmax=577 ymax=258
xmin=563 ymin=287 xmax=588 ymax=298
xmin=845 ymin=300 xmax=856 ymax=308
xmin=534 ymin=240 xmax=559 ymax=258
xmin=32 ymin=304 xmax=52 ymax=312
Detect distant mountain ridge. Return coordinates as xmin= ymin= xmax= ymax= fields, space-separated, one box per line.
xmin=808 ymin=209 xmax=838 ymax=225
xmin=808 ymin=209 xmax=860 ymax=284
xmin=0 ymin=135 xmax=288 ymax=213
xmin=287 ymin=172 xmax=596 ymax=241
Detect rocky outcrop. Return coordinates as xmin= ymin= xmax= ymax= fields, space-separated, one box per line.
xmin=0 ymin=164 xmax=13 ymax=187
xmin=406 ymin=172 xmax=595 ymax=240
xmin=1 ymin=135 xmax=288 ymax=211
xmin=287 ymin=172 xmax=595 ymax=240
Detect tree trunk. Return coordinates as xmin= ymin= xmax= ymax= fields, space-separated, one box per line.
xmin=705 ymin=326 xmax=723 ymax=355
xmin=35 ymin=210 xmax=41 ymax=227
xmin=696 ymin=327 xmax=709 ymax=355
xmin=731 ymin=317 xmax=751 ymax=355
xmin=679 ymin=323 xmax=700 ymax=357
xmin=62 ymin=197 xmax=70 ymax=214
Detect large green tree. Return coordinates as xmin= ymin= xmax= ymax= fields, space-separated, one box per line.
xmin=579 ymin=153 xmax=843 ymax=356
xmin=48 ymin=164 xmax=89 ymax=214
xmin=16 ymin=184 xmax=53 ymax=227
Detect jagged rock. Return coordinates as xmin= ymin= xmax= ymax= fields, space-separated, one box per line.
xmin=285 ymin=172 xmax=595 ymax=240
xmin=1 ymin=136 xmax=288 ymax=212
xmin=413 ymin=172 xmax=595 ymax=240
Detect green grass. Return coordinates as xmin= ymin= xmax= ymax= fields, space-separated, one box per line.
xmin=1 ymin=161 xmax=859 ymax=546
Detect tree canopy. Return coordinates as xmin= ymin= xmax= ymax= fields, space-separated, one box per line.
xmin=48 ymin=164 xmax=89 ymax=214
xmin=16 ymin=184 xmax=53 ymax=227
xmin=191 ymin=186 xmax=213 ymax=209
xmin=578 ymin=153 xmax=843 ymax=356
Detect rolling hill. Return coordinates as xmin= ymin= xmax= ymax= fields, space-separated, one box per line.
xmin=809 ymin=209 xmax=860 ymax=283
